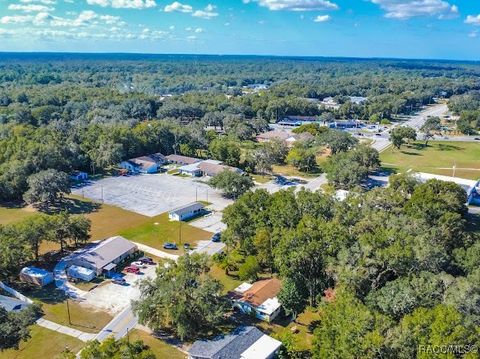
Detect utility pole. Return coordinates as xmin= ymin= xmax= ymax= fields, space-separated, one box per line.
xmin=66 ymin=298 xmax=72 ymax=325
xmin=177 ymin=221 xmax=183 ymax=245
xmin=195 ymin=187 xmax=198 ymax=202
xmin=101 ymin=186 xmax=104 ymax=204
xmin=453 ymin=161 xmax=456 ymax=177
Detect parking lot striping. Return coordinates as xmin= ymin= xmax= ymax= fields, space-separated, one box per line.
xmin=72 ymin=174 xmax=231 ymax=217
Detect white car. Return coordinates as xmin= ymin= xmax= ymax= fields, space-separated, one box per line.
xmin=131 ymin=261 xmax=147 ymax=268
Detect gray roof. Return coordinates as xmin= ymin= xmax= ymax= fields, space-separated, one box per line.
xmin=189 ymin=326 xmax=264 ymax=359
xmin=169 ymin=202 xmax=204 ymax=216
xmin=0 ymin=295 xmax=30 ymax=312
xmin=72 ymin=236 xmax=137 ymax=270
xmin=166 ymin=154 xmax=202 ymax=165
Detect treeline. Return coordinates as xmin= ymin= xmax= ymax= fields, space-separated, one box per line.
xmin=0 ymin=212 xmax=91 ymax=281
xmin=449 ymin=91 xmax=480 ymax=134
xmin=219 ymin=177 xmax=480 ymax=357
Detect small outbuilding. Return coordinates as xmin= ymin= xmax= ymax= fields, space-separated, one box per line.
xmin=19 ymin=267 xmax=54 ymax=287
xmin=67 ymin=265 xmax=96 ymax=282
xmin=70 ymin=171 xmax=88 ymax=182
xmin=169 ymin=202 xmax=205 ymax=221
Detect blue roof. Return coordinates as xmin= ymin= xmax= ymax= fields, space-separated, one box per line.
xmin=189 ymin=326 xmax=264 ymax=359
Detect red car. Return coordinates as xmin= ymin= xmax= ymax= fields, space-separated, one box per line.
xmin=124 ymin=265 xmax=140 ymax=274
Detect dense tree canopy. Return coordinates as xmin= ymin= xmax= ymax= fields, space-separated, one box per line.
xmin=133 ymin=254 xmax=228 ymax=341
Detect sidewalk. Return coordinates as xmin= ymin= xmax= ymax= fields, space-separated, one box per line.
xmin=36 ymin=318 xmax=96 ymax=342
xmin=133 ymin=242 xmax=179 ymax=261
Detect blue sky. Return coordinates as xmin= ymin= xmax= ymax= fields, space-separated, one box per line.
xmin=0 ymin=0 xmax=479 ymax=60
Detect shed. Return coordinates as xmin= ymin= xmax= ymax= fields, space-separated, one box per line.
xmin=20 ymin=267 xmax=54 ymax=287
xmin=67 ymin=265 xmax=96 ymax=282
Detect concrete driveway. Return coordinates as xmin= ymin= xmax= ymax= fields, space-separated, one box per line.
xmin=81 ymin=264 xmax=157 ymax=315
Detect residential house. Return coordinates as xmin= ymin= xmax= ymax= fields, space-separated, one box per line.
xmin=229 ymin=278 xmax=282 ymax=323
xmin=168 ymin=202 xmax=205 ymax=221
xmin=120 ymin=153 xmax=166 ymax=174
xmin=188 ymin=326 xmax=281 ymax=359
xmin=68 ymin=236 xmax=138 ymax=276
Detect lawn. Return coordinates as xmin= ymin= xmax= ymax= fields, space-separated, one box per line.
xmin=272 ymin=164 xmax=321 ymax=178
xmin=0 ymin=205 xmax=35 ymax=226
xmin=65 ymin=196 xmax=151 ymax=241
xmin=209 ymin=265 xmax=243 ymax=294
xmin=251 ymin=174 xmax=274 ymax=184
xmin=13 ymin=282 xmax=113 ymax=333
xmin=256 ymin=309 xmax=320 ymax=352
xmin=380 ymin=141 xmax=480 ymax=180
xmin=119 ymin=212 xmax=212 ymax=254
xmin=0 ymin=325 xmax=84 ymax=359
xmin=129 ymin=329 xmax=186 ymax=359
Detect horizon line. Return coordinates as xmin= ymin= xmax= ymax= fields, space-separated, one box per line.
xmin=0 ymin=51 xmax=478 ymax=63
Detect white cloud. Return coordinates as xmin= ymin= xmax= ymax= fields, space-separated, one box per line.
xmin=187 ymin=35 xmax=196 ymax=40
xmin=194 ymin=27 xmax=203 ymax=33
xmin=244 ymin=0 xmax=338 ymax=12
xmin=314 ymin=14 xmax=330 ymax=22
xmin=370 ymin=0 xmax=458 ymax=20
xmin=465 ymin=15 xmax=480 ymax=26
xmin=20 ymin=0 xmax=56 ymax=4
xmin=164 ymin=1 xmax=192 ymax=13
xmin=8 ymin=3 xmax=54 ymax=12
xmin=169 ymin=25 xmax=175 ymax=30
xmin=86 ymin=0 xmax=156 ymax=9
xmin=468 ymin=30 xmax=478 ymax=38
xmin=192 ymin=4 xmax=218 ymax=19
xmin=0 ymin=12 xmax=49 ymax=25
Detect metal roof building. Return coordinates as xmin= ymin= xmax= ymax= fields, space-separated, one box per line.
xmin=69 ymin=236 xmax=138 ymax=275
xmin=168 ymin=202 xmax=205 ymax=221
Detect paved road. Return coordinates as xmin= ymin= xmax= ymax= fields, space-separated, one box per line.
xmin=95 ymin=306 xmax=138 ymax=341
xmin=402 ymin=103 xmax=448 ymax=130
xmin=366 ymin=103 xmax=450 ymax=152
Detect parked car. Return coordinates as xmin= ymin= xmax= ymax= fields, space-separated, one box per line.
xmin=183 ymin=243 xmax=191 ymax=250
xmin=211 ymin=233 xmax=221 ymax=242
xmin=474 ymin=137 xmax=480 ymax=141
xmin=112 ymin=277 xmax=126 ymax=285
xmin=138 ymin=256 xmax=155 ymax=265
xmin=163 ymin=242 xmax=178 ymax=250
xmin=131 ymin=261 xmax=147 ymax=268
xmin=124 ymin=265 xmax=140 ymax=274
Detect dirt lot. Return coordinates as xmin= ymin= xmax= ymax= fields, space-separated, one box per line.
xmin=80 ymin=262 xmax=158 ymax=315
xmin=72 ymin=173 xmax=232 ymax=217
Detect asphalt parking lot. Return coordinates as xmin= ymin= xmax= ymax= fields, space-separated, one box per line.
xmin=72 ymin=173 xmax=232 ymax=217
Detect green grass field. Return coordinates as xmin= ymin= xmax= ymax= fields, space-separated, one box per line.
xmin=129 ymin=330 xmax=186 ymax=359
xmin=13 ymin=282 xmax=113 ymax=333
xmin=0 ymin=205 xmax=34 ymax=226
xmin=119 ymin=212 xmax=212 ymax=254
xmin=380 ymin=141 xmax=480 ymax=180
xmin=0 ymin=325 xmax=84 ymax=359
